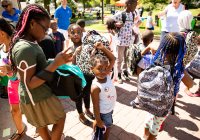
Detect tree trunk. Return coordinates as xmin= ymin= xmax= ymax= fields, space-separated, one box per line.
xmin=54 ymin=0 xmax=57 ymax=9
xmin=44 ymin=0 xmax=50 ymax=13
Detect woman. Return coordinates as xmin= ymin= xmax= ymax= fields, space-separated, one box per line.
xmin=158 ymin=0 xmax=185 ymax=41
xmin=1 ymin=0 xmax=21 ymax=22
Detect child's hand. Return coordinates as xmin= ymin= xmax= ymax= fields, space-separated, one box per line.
xmin=97 ymin=120 xmax=105 ymax=128
xmin=75 ymin=46 xmax=82 ymax=54
xmin=0 ymin=71 xmax=7 ymax=77
xmin=94 ymin=42 xmax=104 ymax=50
xmin=150 ymin=46 xmax=158 ymax=55
xmin=0 ymin=65 xmax=11 ymax=74
xmin=115 ymin=23 xmax=124 ymax=27
xmin=53 ymin=47 xmax=73 ymax=67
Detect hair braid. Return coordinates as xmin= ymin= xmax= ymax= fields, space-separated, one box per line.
xmin=9 ymin=4 xmax=50 ymax=74
xmin=152 ymin=32 xmax=186 ymax=95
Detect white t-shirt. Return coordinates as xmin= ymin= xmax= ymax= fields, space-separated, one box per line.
xmin=146 ymin=16 xmax=153 ymax=28
xmin=92 ymin=75 xmax=117 ymax=114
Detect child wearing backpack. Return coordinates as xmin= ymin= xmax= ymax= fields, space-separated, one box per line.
xmin=90 ymin=42 xmax=116 ymax=140
xmin=112 ymin=0 xmax=137 ymax=84
xmin=76 ymin=19 xmax=87 ymax=42
xmin=140 ymin=32 xmax=193 ymax=140
xmin=69 ymin=24 xmax=95 ymax=126
xmin=130 ymin=30 xmax=155 ymax=107
xmin=177 ymin=10 xmax=200 ymax=97
xmin=9 ymin=4 xmax=72 ymax=140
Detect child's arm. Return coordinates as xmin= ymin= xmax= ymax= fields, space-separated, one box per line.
xmin=141 ymin=46 xmax=151 ymax=57
xmin=62 ymin=41 xmax=65 ymax=51
xmin=72 ymin=46 xmax=82 ymax=65
xmin=94 ymin=42 xmax=115 ymax=73
xmin=0 ymin=65 xmax=12 ymax=74
xmin=91 ymin=85 xmax=105 ymax=128
xmin=181 ymin=70 xmax=194 ymax=88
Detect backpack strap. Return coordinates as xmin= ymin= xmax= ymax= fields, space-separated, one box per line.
xmin=122 ymin=11 xmax=126 ymax=24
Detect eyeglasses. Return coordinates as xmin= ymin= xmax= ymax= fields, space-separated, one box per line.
xmin=2 ymin=4 xmax=10 ymax=8
xmin=35 ymin=20 xmax=49 ymax=34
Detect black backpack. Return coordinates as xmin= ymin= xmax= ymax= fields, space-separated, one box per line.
xmin=115 ymin=11 xmax=135 ymax=34
xmin=4 ymin=18 xmax=17 ymax=31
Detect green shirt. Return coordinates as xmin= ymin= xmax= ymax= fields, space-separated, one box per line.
xmin=12 ymin=40 xmax=53 ymax=104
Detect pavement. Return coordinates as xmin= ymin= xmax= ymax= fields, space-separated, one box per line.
xmin=1 ymin=39 xmax=200 ymax=140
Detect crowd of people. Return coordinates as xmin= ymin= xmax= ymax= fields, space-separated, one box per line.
xmin=0 ymin=0 xmax=200 ymax=140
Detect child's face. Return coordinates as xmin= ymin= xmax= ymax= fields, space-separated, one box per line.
xmin=92 ymin=60 xmax=109 ymax=80
xmin=127 ymin=2 xmax=137 ymax=12
xmin=69 ymin=26 xmax=82 ymax=44
xmin=51 ymin=22 xmax=58 ymax=31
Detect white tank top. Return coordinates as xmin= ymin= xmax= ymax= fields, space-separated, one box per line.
xmin=162 ymin=4 xmax=184 ymax=32
xmin=92 ymin=75 xmax=116 ymax=114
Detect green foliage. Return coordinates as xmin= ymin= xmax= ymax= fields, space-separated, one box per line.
xmin=67 ymin=1 xmax=77 ymax=12
xmin=139 ymin=2 xmax=168 ymax=11
xmin=138 ymin=0 xmax=168 ymax=5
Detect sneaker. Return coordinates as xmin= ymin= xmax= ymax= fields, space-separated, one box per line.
xmin=0 ymin=93 xmax=8 ymax=99
xmin=130 ymin=100 xmax=137 ymax=107
xmin=122 ymin=71 xmax=130 ymax=81
xmin=118 ymin=73 xmax=123 ymax=84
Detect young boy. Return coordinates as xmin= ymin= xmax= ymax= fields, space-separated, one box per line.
xmin=76 ymin=19 xmax=87 ymax=42
xmin=112 ymin=0 xmax=137 ymax=84
xmin=130 ymin=30 xmax=156 ymax=107
xmin=49 ymin=20 xmax=65 ymax=53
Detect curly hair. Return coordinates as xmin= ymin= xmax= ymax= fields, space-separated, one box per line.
xmin=9 ymin=4 xmax=50 ymax=74
xmin=0 ymin=16 xmax=12 ymax=37
xmin=90 ymin=54 xmax=109 ymax=68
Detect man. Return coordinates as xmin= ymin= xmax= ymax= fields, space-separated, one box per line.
xmin=139 ymin=5 xmax=144 ymax=17
xmin=54 ymin=0 xmax=72 ymax=49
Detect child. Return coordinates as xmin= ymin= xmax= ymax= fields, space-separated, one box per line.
xmin=90 ymin=42 xmax=116 ymax=140
xmin=112 ymin=0 xmax=137 ymax=84
xmin=177 ymin=10 xmax=200 ymax=97
xmin=9 ymin=4 xmax=72 ymax=140
xmin=69 ymin=24 xmax=95 ymax=126
xmin=132 ymin=9 xmax=142 ymax=44
xmin=141 ymin=32 xmax=193 ymax=140
xmin=49 ymin=20 xmax=65 ymax=53
xmin=76 ymin=19 xmax=87 ymax=42
xmin=0 ymin=17 xmax=25 ymax=139
xmin=146 ymin=11 xmax=155 ymax=30
xmin=130 ymin=30 xmax=155 ymax=107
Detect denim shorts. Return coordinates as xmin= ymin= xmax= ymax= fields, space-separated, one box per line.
xmin=100 ymin=110 xmax=113 ymax=127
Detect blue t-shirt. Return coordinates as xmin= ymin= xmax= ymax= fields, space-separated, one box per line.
xmin=50 ymin=32 xmax=65 ymax=53
xmin=2 ymin=8 xmax=21 ymax=22
xmin=54 ymin=6 xmax=72 ymax=30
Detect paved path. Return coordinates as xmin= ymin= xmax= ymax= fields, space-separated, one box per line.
xmin=1 ymin=40 xmax=200 ymax=140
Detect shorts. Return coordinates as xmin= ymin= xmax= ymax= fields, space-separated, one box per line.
xmin=0 ymin=75 xmax=8 ymax=86
xmin=100 ymin=110 xmax=113 ymax=127
xmin=144 ymin=113 xmax=169 ymax=135
xmin=137 ymin=58 xmax=145 ymax=69
xmin=8 ymin=79 xmax=20 ymax=104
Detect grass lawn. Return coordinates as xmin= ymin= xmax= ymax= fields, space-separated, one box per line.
xmin=70 ymin=11 xmax=113 ymax=23
xmin=85 ymin=9 xmax=200 ymax=35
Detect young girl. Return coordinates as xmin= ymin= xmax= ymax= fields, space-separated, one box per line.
xmin=9 ymin=4 xmax=72 ymax=140
xmin=141 ymin=32 xmax=193 ymax=140
xmin=146 ymin=11 xmax=155 ymax=30
xmin=90 ymin=42 xmax=116 ymax=140
xmin=177 ymin=10 xmax=200 ymax=97
xmin=69 ymin=24 xmax=95 ymax=126
xmin=0 ymin=17 xmax=24 ymax=140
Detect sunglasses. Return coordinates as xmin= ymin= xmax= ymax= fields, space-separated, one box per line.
xmin=2 ymin=4 xmax=10 ymax=8
xmin=35 ymin=20 xmax=49 ymax=34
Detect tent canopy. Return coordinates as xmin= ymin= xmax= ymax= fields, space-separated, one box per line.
xmin=115 ymin=0 xmax=140 ymax=6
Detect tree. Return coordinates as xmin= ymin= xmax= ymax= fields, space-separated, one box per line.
xmin=35 ymin=0 xmax=51 ymax=13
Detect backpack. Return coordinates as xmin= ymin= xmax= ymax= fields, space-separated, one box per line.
xmin=183 ymin=31 xmax=198 ymax=66
xmin=126 ymin=43 xmax=142 ymax=76
xmin=115 ymin=11 xmax=135 ymax=34
xmin=138 ymin=63 xmax=174 ymax=117
xmin=76 ymin=30 xmax=110 ymax=77
xmin=4 ymin=18 xmax=17 ymax=31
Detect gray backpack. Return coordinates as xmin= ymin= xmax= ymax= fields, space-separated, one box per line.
xmin=138 ymin=64 xmax=174 ymax=117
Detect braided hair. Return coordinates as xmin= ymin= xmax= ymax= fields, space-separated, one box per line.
xmin=9 ymin=4 xmax=50 ymax=74
xmin=152 ymin=32 xmax=186 ymax=95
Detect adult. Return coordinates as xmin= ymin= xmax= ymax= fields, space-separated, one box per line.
xmin=1 ymin=0 xmax=21 ymax=22
xmin=158 ymin=0 xmax=185 ymax=42
xmin=97 ymin=10 xmax=101 ymax=19
xmin=138 ymin=5 xmax=144 ymax=17
xmin=89 ymin=11 xmax=93 ymax=19
xmin=54 ymin=0 xmax=72 ymax=49
xmin=133 ymin=9 xmax=142 ymax=44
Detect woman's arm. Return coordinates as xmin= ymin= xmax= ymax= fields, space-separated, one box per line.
xmin=158 ymin=6 xmax=168 ymax=18
xmin=94 ymin=42 xmax=115 ymax=73
xmin=19 ymin=48 xmax=72 ymax=89
xmin=91 ymin=85 xmax=105 ymax=128
xmin=181 ymin=70 xmax=194 ymax=88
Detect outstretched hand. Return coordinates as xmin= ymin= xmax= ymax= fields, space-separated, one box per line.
xmin=53 ymin=47 xmax=73 ymax=67
xmin=94 ymin=42 xmax=105 ymax=50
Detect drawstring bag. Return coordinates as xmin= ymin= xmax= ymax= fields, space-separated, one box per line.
xmin=91 ymin=126 xmax=106 ymax=140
